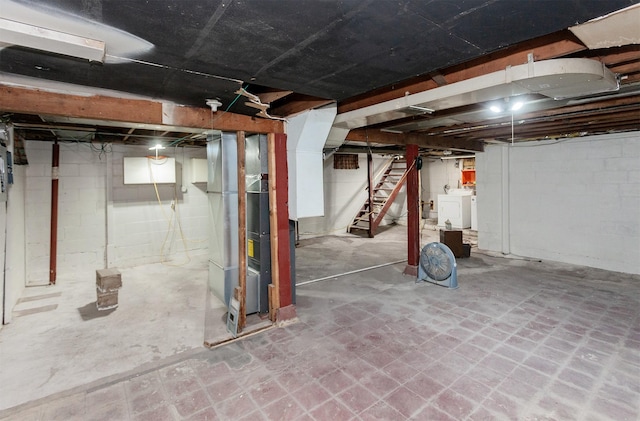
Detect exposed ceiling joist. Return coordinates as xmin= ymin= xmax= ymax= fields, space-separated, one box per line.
xmin=345 ymin=128 xmax=484 ymax=152
xmin=271 ymin=98 xmax=335 ymax=117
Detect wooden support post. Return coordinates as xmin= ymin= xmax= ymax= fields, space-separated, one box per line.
xmin=404 ymin=144 xmax=420 ymax=276
xmin=237 ymin=131 xmax=247 ymax=330
xmin=267 ymin=133 xmax=281 ymax=320
xmin=367 ymin=151 xmax=374 ymax=238
xmin=268 ymin=132 xmax=295 ymax=321
xmin=268 ymin=284 xmax=276 ymax=322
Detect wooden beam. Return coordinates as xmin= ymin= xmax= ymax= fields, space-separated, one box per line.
xmin=257 ymin=90 xmax=293 ymax=104
xmin=270 ymin=98 xmax=335 ymax=117
xmin=338 ymin=31 xmax=586 ymax=113
xmin=580 ymin=45 xmax=640 ymax=66
xmin=268 ymin=132 xmax=294 ymax=317
xmin=122 ymin=127 xmax=136 ymax=142
xmin=0 ymin=84 xmax=284 ymax=133
xmin=609 ymin=62 xmax=640 ymax=75
xmin=346 ymin=128 xmax=484 ymax=152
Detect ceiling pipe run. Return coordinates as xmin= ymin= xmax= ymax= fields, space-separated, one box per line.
xmin=329 ymin=57 xmax=619 ymax=145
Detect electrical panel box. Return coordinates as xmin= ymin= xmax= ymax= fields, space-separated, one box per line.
xmin=0 ymin=144 xmax=7 ymax=202
xmin=123 ymin=157 xmax=176 ymax=184
xmin=0 ymin=145 xmax=10 ymax=202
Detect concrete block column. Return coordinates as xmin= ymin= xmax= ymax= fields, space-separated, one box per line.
xmin=96 ymin=268 xmax=122 ymax=310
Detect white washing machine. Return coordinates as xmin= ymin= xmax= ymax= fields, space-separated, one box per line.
xmin=438 ymin=190 xmax=472 ymax=229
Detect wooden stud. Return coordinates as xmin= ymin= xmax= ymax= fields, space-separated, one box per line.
xmin=271 ymin=133 xmax=292 ymax=308
xmin=267 ymin=133 xmax=281 ymax=314
xmin=237 ymin=131 xmax=247 ymax=330
xmin=268 ymin=284 xmax=276 ymax=322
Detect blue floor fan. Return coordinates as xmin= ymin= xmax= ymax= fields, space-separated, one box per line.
xmin=417 ymin=242 xmax=459 ymax=289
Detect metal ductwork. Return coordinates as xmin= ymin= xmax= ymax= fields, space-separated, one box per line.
xmin=331 ymin=57 xmax=620 ymax=138
xmin=287 ymin=104 xmax=337 ymax=219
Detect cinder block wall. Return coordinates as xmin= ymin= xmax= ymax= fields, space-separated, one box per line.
xmin=24 ymin=141 xmax=209 ymax=284
xmin=298 ymin=154 xmax=407 ymax=237
xmin=108 ymin=145 xmax=209 ymax=268
xmin=476 ymin=131 xmax=640 ymax=275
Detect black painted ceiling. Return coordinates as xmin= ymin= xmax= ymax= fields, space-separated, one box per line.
xmin=0 ymin=0 xmax=636 ymax=116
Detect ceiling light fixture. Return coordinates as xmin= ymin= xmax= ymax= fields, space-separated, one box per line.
xmin=489 ymin=99 xmax=524 ymax=114
xmin=0 ymin=18 xmax=106 ymax=63
xmin=510 ymin=101 xmax=524 ymax=111
xmin=488 ymin=98 xmax=526 ymax=144
xmin=206 ymin=99 xmax=222 ymax=112
xmin=149 ymin=143 xmax=165 ymax=159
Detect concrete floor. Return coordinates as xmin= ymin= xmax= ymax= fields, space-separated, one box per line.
xmin=1 ymin=224 xmax=639 ymax=420
xmin=0 ymin=255 xmax=209 ymax=411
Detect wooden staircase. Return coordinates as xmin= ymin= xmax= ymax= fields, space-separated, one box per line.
xmin=348 ymin=156 xmax=409 ymax=237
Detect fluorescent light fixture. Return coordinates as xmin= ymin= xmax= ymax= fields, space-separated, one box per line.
xmin=0 ymin=18 xmax=105 ymax=62
xmin=511 ymin=101 xmax=523 ymax=111
xmin=408 ymin=105 xmax=435 ymax=114
xmin=490 ymin=105 xmax=503 ymax=113
xmin=440 ymin=154 xmax=475 ymax=160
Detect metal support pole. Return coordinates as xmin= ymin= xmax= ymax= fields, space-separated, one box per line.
xmin=237 ymin=131 xmax=247 ymax=330
xmin=49 ymin=140 xmax=59 ymax=285
xmin=367 ymin=151 xmax=374 ymax=238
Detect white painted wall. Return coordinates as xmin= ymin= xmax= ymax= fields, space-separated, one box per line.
xmin=23 ymin=141 xmax=209 ymax=288
xmin=107 ymin=145 xmax=209 ymax=268
xmin=476 ymin=131 xmax=640 ymax=275
xmin=420 ymin=158 xmax=465 ymax=219
xmin=24 ymin=141 xmax=53 ymax=285
xmin=298 ymin=154 xmax=407 ymax=237
xmin=2 ymin=126 xmax=27 ymax=325
xmin=4 ymin=162 xmax=26 ymax=325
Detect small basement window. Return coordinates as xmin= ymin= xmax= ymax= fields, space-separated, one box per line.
xmin=333 ymin=154 xmax=359 ymax=170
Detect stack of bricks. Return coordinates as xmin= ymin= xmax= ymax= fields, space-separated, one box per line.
xmin=96 ymin=268 xmax=122 ymax=310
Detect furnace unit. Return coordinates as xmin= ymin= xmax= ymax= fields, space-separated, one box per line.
xmin=245 ymin=134 xmax=271 ymax=314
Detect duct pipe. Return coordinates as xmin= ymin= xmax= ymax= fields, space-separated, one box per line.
xmin=49 ymin=140 xmax=59 ymax=285
xmin=286 ymin=103 xmax=337 ymax=219
xmin=332 ymin=58 xmax=619 ymax=135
